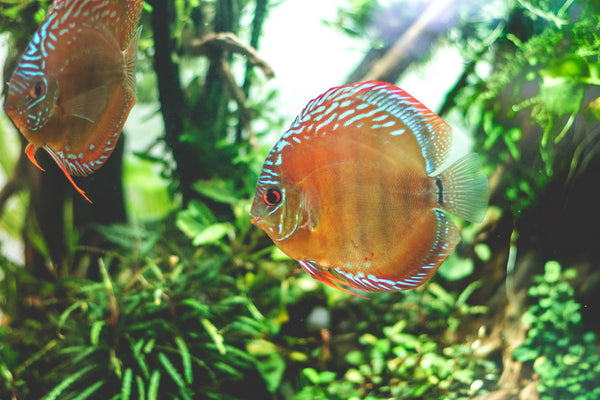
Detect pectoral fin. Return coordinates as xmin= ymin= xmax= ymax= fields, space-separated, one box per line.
xmin=61 ymin=85 xmax=108 ymax=123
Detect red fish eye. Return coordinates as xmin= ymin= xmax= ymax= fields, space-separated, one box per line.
xmin=30 ymin=80 xmax=46 ymax=99
xmin=264 ymin=188 xmax=282 ymax=205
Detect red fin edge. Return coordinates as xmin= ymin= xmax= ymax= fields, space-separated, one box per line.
xmin=299 ymin=260 xmax=369 ymax=299
xmin=25 ymin=144 xmax=44 ymax=171
xmin=42 ymin=146 xmax=92 ymax=203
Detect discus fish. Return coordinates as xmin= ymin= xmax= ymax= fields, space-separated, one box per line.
xmin=250 ymin=81 xmax=488 ymax=295
xmin=4 ymin=0 xmax=144 ymax=203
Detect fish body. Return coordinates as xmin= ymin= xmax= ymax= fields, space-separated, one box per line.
xmin=4 ymin=0 xmax=144 ymax=202
xmin=250 ymin=81 xmax=488 ymax=294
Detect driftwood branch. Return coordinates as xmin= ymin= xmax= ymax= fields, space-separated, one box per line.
xmin=188 ymin=31 xmax=275 ymax=145
xmin=360 ymin=0 xmax=458 ymax=82
xmin=189 ymin=32 xmax=275 ymax=80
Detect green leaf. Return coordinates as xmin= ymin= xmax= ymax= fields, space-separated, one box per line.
xmin=123 ymin=156 xmax=174 ymax=220
xmin=180 ymin=298 xmax=210 ymax=315
xmin=192 ymin=179 xmax=240 ymax=204
xmin=175 ymin=337 xmax=193 ymax=384
xmin=135 ymin=375 xmax=145 ymax=400
xmin=147 ymin=370 xmax=161 ymax=400
xmin=90 ymin=321 xmax=105 ymax=346
xmin=303 ymin=367 xmax=321 ymax=385
xmin=192 ymin=223 xmax=232 ymax=246
xmin=0 ymin=363 xmax=13 ymax=385
xmin=57 ymin=300 xmax=86 ymax=333
xmin=345 ymin=350 xmax=364 ymax=366
xmin=201 ymin=318 xmax=226 ymax=355
xmin=121 ymin=368 xmax=133 ymax=400
xmin=474 ymin=243 xmax=492 ymax=262
xmin=15 ymin=339 xmax=58 ymax=377
xmin=131 ymin=339 xmax=150 ymax=379
xmin=437 ymin=255 xmax=474 ymax=281
xmin=247 ymin=340 xmax=286 ymax=393
xmin=456 ymin=280 xmax=482 ymax=308
xmin=41 ymin=365 xmax=94 ymax=400
xmin=71 ymin=381 xmax=104 ymax=400
xmin=158 ymin=352 xmax=187 ymax=390
xmin=544 ymin=261 xmax=562 ymax=283
xmin=318 ymin=371 xmax=337 ymax=383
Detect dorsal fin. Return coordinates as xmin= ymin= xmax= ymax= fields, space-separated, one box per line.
xmin=354 ymin=81 xmax=451 ymax=173
xmin=110 ymin=0 xmax=144 ymax=47
xmin=49 ymin=0 xmax=143 ymax=49
xmin=283 ymin=81 xmax=452 ymax=174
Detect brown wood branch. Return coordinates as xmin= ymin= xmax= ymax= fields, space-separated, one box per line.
xmin=189 ymin=32 xmax=275 ymax=79
xmin=215 ymin=58 xmax=256 ymax=145
xmin=360 ymin=0 xmax=459 ymax=82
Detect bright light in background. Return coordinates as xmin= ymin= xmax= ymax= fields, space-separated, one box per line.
xmin=0 ymin=0 xmax=471 ymax=263
xmin=259 ymin=0 xmax=368 ymax=121
xmin=396 ymin=42 xmax=471 ymax=161
xmin=259 ymin=0 xmax=467 ymax=158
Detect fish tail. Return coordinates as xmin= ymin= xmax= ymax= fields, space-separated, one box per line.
xmin=124 ymin=26 xmax=142 ymax=95
xmin=436 ymin=153 xmax=488 ymax=223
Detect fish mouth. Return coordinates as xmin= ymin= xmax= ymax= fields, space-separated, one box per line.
xmin=249 ymin=214 xmax=260 ymax=226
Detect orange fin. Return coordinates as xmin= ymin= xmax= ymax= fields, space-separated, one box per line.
xmin=25 ymin=143 xmax=44 ymax=171
xmin=62 ymin=85 xmax=108 ymax=123
xmin=299 ymin=260 xmax=369 ymax=299
xmin=43 ymin=146 xmax=92 ymax=203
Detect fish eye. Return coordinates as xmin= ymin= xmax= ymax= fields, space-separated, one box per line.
xmin=30 ymin=80 xmax=46 ymax=99
xmin=264 ymin=188 xmax=282 ymax=205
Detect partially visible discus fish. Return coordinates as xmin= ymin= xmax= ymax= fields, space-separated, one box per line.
xmin=250 ymin=81 xmax=489 ymax=295
xmin=4 ymin=0 xmax=144 ymax=203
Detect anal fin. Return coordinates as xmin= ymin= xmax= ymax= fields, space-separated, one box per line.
xmin=299 ymin=260 xmax=368 ymax=299
xmin=25 ymin=143 xmax=44 ymax=171
xmin=43 ymin=146 xmax=92 ymax=203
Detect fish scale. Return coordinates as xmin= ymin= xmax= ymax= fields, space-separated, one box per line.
xmin=4 ymin=0 xmax=143 ymax=202
xmin=250 ymin=81 xmax=489 ymax=295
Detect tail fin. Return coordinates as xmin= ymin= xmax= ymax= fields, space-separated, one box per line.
xmin=124 ymin=26 xmax=141 ymax=95
xmin=436 ymin=153 xmax=488 ymax=223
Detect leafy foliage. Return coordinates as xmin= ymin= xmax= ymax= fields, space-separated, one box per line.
xmin=2 ymin=0 xmax=600 ymax=399
xmin=0 ymin=223 xmax=271 ymax=399
xmin=514 ymin=261 xmax=600 ymax=400
xmin=293 ymin=282 xmax=496 ymax=400
xmin=448 ymin=0 xmax=600 ymax=213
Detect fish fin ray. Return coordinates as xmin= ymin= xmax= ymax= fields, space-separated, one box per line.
xmin=61 ymin=85 xmax=108 ymax=123
xmin=359 ymin=81 xmax=452 ymax=173
xmin=43 ymin=146 xmax=92 ymax=203
xmin=398 ymin=210 xmax=460 ymax=288
xmin=300 ymin=185 xmax=319 ymax=231
xmin=25 ymin=143 xmax=44 ymax=171
xmin=124 ymin=26 xmax=141 ymax=95
xmin=436 ymin=153 xmax=489 ymax=223
xmin=299 ymin=260 xmax=369 ymax=299
xmin=298 ymin=81 xmax=452 ymax=173
xmin=114 ymin=0 xmax=144 ymax=46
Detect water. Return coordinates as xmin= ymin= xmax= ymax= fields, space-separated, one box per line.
xmin=0 ymin=1 xmax=598 ymax=399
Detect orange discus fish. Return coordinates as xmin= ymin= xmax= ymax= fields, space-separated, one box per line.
xmin=4 ymin=0 xmax=144 ymax=203
xmin=250 ymin=81 xmax=489 ymax=295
